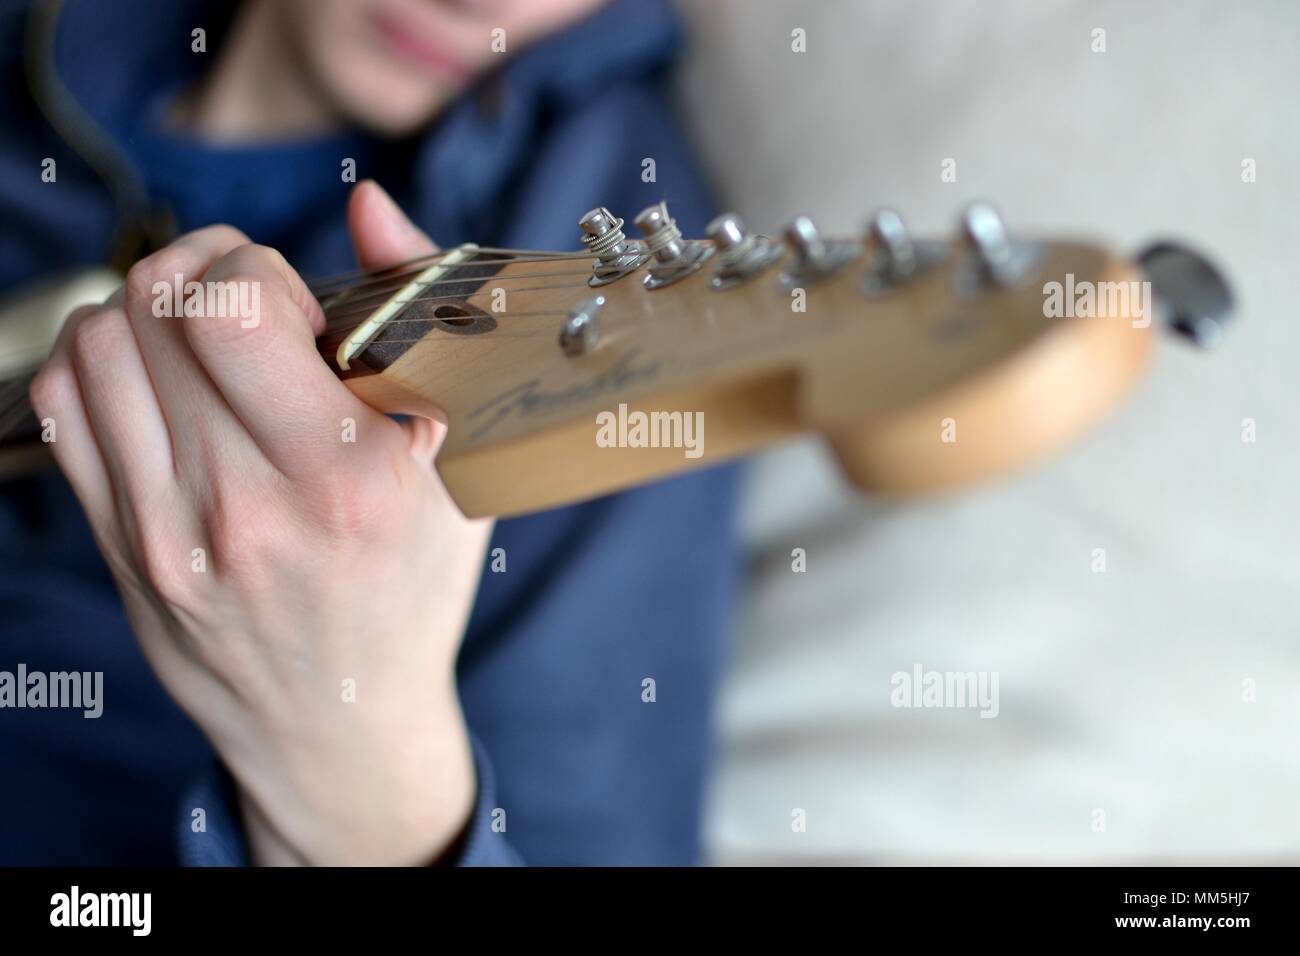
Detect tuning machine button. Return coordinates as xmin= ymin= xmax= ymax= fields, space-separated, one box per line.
xmin=707 ymin=213 xmax=784 ymax=289
xmin=779 ymin=215 xmax=858 ymax=287
xmin=954 ymin=202 xmax=1038 ymax=293
xmin=580 ymin=207 xmax=648 ymax=287
xmin=634 ymin=202 xmax=714 ymax=289
xmin=861 ymin=208 xmax=944 ymax=295
xmin=1137 ymin=242 xmax=1234 ymax=348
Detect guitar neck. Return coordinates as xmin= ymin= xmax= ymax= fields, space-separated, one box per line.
xmin=0 ymin=203 xmax=1233 ymax=515
xmin=0 ymin=370 xmax=38 ymax=443
xmin=0 ymin=268 xmax=124 ymax=449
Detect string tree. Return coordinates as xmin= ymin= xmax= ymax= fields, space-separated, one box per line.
xmin=559 ymin=295 xmax=604 ymax=356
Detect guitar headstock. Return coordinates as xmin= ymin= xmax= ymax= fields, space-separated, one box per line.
xmin=313 ymin=201 xmax=1224 ymax=518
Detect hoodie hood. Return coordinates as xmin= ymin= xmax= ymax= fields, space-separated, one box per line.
xmin=34 ymin=0 xmax=682 ymax=242
xmin=0 ymin=0 xmax=706 ymax=287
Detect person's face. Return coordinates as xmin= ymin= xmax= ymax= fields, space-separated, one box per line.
xmin=273 ymin=0 xmax=608 ymax=134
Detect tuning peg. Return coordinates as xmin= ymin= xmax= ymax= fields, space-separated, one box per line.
xmin=708 ymin=213 xmax=753 ymax=257
xmin=634 ymin=201 xmax=713 ymax=289
xmin=960 ymin=203 xmax=1014 ymax=284
xmin=707 ymin=212 xmax=784 ymax=289
xmin=635 ymin=201 xmax=688 ymax=263
xmin=867 ymin=209 xmax=916 ymax=280
xmin=785 ymin=216 xmax=827 ymax=270
xmin=580 ymin=206 xmax=620 ymax=241
xmin=1137 ymin=242 xmax=1234 ymax=348
xmin=958 ymin=202 xmax=1037 ymax=289
xmin=860 ymin=209 xmax=946 ymax=296
xmin=579 ymin=207 xmax=646 ymax=287
xmin=780 ymin=215 xmax=857 ymax=286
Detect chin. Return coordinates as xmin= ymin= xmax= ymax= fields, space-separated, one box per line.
xmin=347 ymin=97 xmax=453 ymax=137
xmin=330 ymin=72 xmax=458 ymax=137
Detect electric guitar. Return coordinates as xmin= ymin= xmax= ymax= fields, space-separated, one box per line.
xmin=0 ymin=201 xmax=1232 ymax=518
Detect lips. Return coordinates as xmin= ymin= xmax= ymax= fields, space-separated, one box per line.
xmin=370 ymin=7 xmax=473 ymax=81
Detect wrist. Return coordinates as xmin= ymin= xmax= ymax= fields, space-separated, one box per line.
xmin=238 ymin=687 xmax=477 ymax=866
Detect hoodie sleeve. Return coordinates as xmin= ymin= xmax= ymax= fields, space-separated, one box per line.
xmin=177 ymin=736 xmax=522 ymax=867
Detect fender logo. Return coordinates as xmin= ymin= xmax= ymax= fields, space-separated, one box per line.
xmin=466 ymin=348 xmax=661 ymax=442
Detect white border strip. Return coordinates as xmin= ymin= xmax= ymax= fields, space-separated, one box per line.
xmin=336 ymin=243 xmax=478 ymax=370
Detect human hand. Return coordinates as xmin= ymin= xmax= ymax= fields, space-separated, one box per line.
xmin=30 ymin=181 xmax=490 ymax=865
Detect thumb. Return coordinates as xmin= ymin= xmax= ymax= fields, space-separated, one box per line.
xmin=346 ymin=181 xmax=448 ymax=470
xmin=396 ymin=414 xmax=449 ymax=475
xmin=347 ymin=180 xmax=438 ymax=270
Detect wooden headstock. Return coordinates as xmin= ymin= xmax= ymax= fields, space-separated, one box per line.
xmin=313 ymin=203 xmax=1193 ymax=519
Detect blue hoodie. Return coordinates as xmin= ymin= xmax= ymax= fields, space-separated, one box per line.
xmin=0 ymin=0 xmax=738 ymax=865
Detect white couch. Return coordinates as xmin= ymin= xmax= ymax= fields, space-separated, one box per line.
xmin=676 ymin=0 xmax=1300 ymax=862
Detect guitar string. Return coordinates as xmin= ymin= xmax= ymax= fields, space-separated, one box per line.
xmin=314 ymin=335 xmax=567 ymax=353
xmin=318 ymin=269 xmax=597 ymax=322
xmin=314 ymin=325 xmax=568 ymax=351
xmin=311 ymin=254 xmax=601 ymax=297
xmin=2 ymin=243 xmax=723 ymax=371
xmin=1 ymin=251 xmax=630 ymax=365
xmin=5 ymin=280 xmax=815 ymax=426
xmin=0 ymin=277 xmax=600 ymax=369
xmin=313 ymin=257 xmax=606 ymax=313
xmin=322 ymin=279 xmax=598 ymax=330
xmin=317 ymin=335 xmax=559 ymax=350
xmin=319 ymin=309 xmax=572 ymax=333
xmin=305 ymin=246 xmax=586 ymax=290
xmin=323 ymin=266 xmax=595 ymax=297
xmin=0 ymin=246 xmax=775 ymax=427
xmin=308 ymin=249 xmax=601 ymax=295
xmin=322 ymin=309 xmax=575 ymax=332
